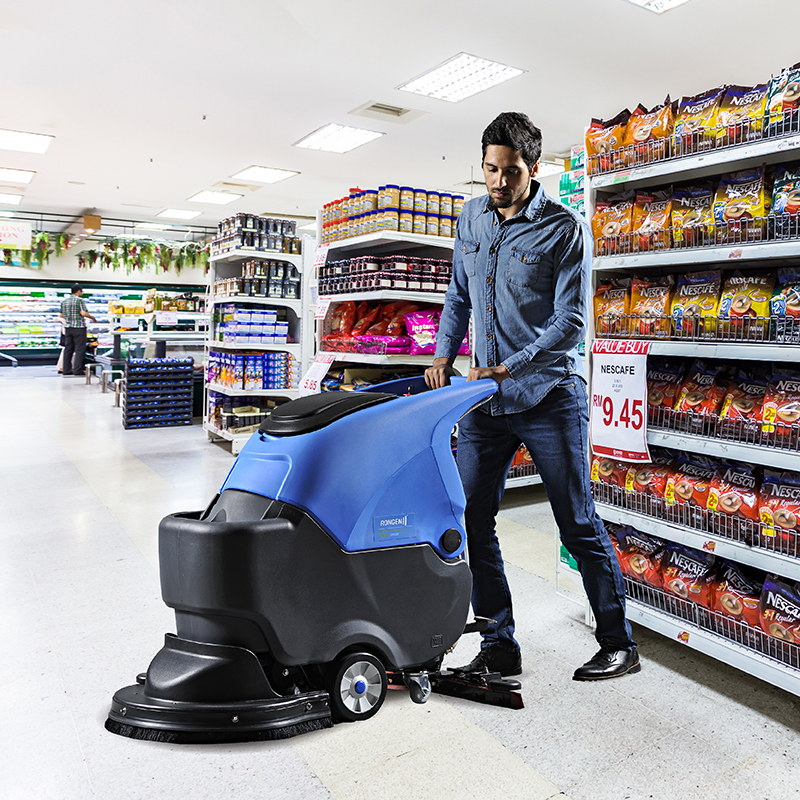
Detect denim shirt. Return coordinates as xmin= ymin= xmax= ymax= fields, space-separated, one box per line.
xmin=435 ymin=182 xmax=590 ymax=415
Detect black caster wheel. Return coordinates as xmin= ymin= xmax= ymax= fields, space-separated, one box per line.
xmin=327 ymin=652 xmax=387 ymax=722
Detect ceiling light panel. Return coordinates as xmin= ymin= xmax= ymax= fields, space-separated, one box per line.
xmin=294 ymin=124 xmax=384 ymax=154
xmin=398 ymin=53 xmax=525 ymax=103
xmin=0 ymin=129 xmax=54 ymax=154
xmin=625 ymin=0 xmax=691 ymax=13
xmin=135 ymin=223 xmax=173 ymax=231
xmin=0 ymin=167 xmax=35 ymax=184
xmin=0 ymin=193 xmax=23 ymax=206
xmin=538 ymin=161 xmax=566 ymax=177
xmin=157 ymin=209 xmax=202 ymax=220
xmin=187 ymin=190 xmax=243 ymax=205
xmin=231 ymin=166 xmax=299 ymax=183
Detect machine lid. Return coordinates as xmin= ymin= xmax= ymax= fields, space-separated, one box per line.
xmin=259 ymin=391 xmax=396 ymax=437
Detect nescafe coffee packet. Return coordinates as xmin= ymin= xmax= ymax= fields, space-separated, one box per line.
xmin=630 ymin=276 xmax=674 ymax=337
xmin=647 ymin=357 xmax=686 ymax=411
xmin=586 ymin=109 xmax=631 ymax=174
xmin=710 ymin=560 xmax=764 ymax=627
xmin=766 ymin=62 xmax=800 ymax=134
xmin=631 ymin=188 xmax=673 ymax=252
xmin=622 ymin=98 xmax=674 ymax=165
xmin=718 ymin=272 xmax=775 ymax=338
xmin=592 ymin=190 xmax=635 ymax=256
xmin=625 ymin=458 xmax=672 ymax=500
xmin=708 ymin=461 xmax=760 ymax=532
xmin=594 ymin=278 xmax=631 ymax=335
xmin=671 ymin=270 xmax=722 ymax=337
xmin=759 ymin=576 xmax=800 ymax=644
xmin=759 ymin=468 xmax=800 ymax=540
xmin=771 ymin=165 xmax=800 ymax=226
xmin=759 ymin=368 xmax=800 ymax=434
xmin=713 ymin=166 xmax=769 ymax=243
xmin=615 ymin=527 xmax=667 ymax=589
xmin=719 ymin=367 xmax=768 ymax=421
xmin=661 ymin=543 xmax=715 ymax=606
xmin=772 ymin=269 xmax=800 ymax=317
xmin=717 ymin=84 xmax=769 ymax=144
xmin=665 ymin=453 xmax=718 ymax=512
xmin=674 ymin=359 xmax=727 ymax=415
xmin=674 ymin=86 xmax=726 ymax=153
xmin=671 ymin=183 xmax=715 ymax=247
xmin=590 ymin=456 xmax=628 ymax=488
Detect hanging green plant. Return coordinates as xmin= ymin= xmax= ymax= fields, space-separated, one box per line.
xmin=103 ymin=252 xmax=112 ymax=269
xmin=200 ymin=244 xmax=210 ymax=275
xmin=54 ymin=234 xmax=68 ymax=258
xmin=3 ymin=249 xmax=12 ymax=266
xmin=183 ymin=242 xmax=199 ymax=268
xmin=158 ymin=244 xmax=172 ymax=273
xmin=174 ymin=249 xmax=185 ymax=274
xmin=34 ymin=232 xmax=50 ymax=268
xmin=85 ymin=249 xmax=100 ymax=268
xmin=140 ymin=242 xmax=156 ymax=270
xmin=77 ymin=253 xmax=86 ymax=270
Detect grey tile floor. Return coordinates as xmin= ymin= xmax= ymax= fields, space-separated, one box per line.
xmin=2 ymin=367 xmax=799 ymax=800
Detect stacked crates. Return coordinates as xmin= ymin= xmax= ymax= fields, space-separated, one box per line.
xmin=123 ymin=358 xmax=194 ymax=429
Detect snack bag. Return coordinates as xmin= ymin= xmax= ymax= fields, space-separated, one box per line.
xmin=759 ymin=468 xmax=800 ymax=543
xmin=670 ymin=270 xmax=722 ymax=337
xmin=758 ymin=368 xmax=800 ymax=435
xmin=385 ymin=304 xmax=419 ymax=337
xmin=771 ymin=269 xmax=800 ymax=343
xmin=328 ymin=301 xmax=356 ymax=336
xmin=671 ymin=183 xmax=715 ymax=248
xmin=661 ymin=543 xmax=715 ymax=606
xmin=665 ymin=454 xmax=718 ymax=528
xmin=592 ymin=190 xmax=635 ymax=256
xmin=708 ymin=461 xmax=760 ymax=536
xmin=630 ymin=275 xmax=674 ymax=337
xmin=593 ymin=278 xmax=631 ymax=335
xmin=351 ymin=303 xmax=382 ymax=336
xmin=717 ymin=84 xmax=769 ymax=144
xmin=404 ymin=309 xmax=440 ymax=355
xmin=759 ymin=576 xmax=800 ymax=644
xmin=674 ymin=359 xmax=727 ymax=415
xmin=625 ymin=458 xmax=672 ymax=500
xmin=622 ymin=98 xmax=674 ymax=165
xmin=717 ymin=272 xmax=775 ymax=339
xmin=713 ymin=166 xmax=768 ymax=244
xmin=614 ymin=527 xmax=667 ymax=589
xmin=766 ymin=62 xmax=800 ymax=133
xmin=646 ymin=357 xmax=686 ymax=411
xmin=590 ymin=456 xmax=628 ymax=488
xmin=631 ymin=188 xmax=673 ymax=252
xmin=674 ymin=86 xmax=726 ymax=154
xmin=585 ymin=109 xmax=631 ymax=175
xmin=710 ymin=560 xmax=764 ymax=628
xmin=719 ymin=366 xmax=768 ymax=421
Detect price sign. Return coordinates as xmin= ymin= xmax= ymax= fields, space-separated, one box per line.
xmin=156 ymin=311 xmax=178 ymax=325
xmin=590 ymin=339 xmax=651 ymax=462
xmin=314 ymin=296 xmax=332 ymax=321
xmin=313 ymin=244 xmax=330 ymax=271
xmin=299 ymin=352 xmax=336 ymax=397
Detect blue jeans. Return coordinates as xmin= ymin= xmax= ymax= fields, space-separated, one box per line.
xmin=456 ymin=376 xmax=635 ymax=652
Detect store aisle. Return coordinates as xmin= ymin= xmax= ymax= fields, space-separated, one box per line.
xmin=1 ymin=369 xmax=799 ymax=800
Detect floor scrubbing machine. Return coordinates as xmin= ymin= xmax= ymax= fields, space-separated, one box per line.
xmin=106 ymin=376 xmax=522 ymax=744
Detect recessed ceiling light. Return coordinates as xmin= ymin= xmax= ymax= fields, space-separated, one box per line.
xmin=231 ymin=166 xmax=300 ymax=183
xmin=187 ymin=190 xmax=243 ymax=205
xmin=294 ymin=124 xmax=384 ymax=154
xmin=624 ymin=0 xmax=691 ymax=13
xmin=157 ymin=208 xmax=202 ymax=220
xmin=0 ymin=211 xmax=16 ymax=218
xmin=398 ymin=53 xmax=525 ymax=103
xmin=538 ymin=160 xmax=566 ymax=177
xmin=135 ymin=222 xmax=173 ymax=231
xmin=0 ymin=167 xmax=35 ymax=184
xmin=0 ymin=193 xmax=23 ymax=206
xmin=0 ymin=129 xmax=55 ymax=154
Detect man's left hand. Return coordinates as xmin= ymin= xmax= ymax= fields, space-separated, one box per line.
xmin=467 ymin=365 xmax=511 ymax=383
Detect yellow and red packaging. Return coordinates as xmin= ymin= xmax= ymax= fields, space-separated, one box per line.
xmin=665 ymin=454 xmax=718 ymax=511
xmin=630 ymin=275 xmax=674 ymax=337
xmin=622 ymin=98 xmax=674 ymax=165
xmin=758 ymin=368 xmax=800 ymax=435
xmin=585 ymin=108 xmax=631 ymax=175
xmin=708 ymin=461 xmax=760 ymax=532
xmin=674 ymin=359 xmax=727 ymax=415
xmin=713 ymin=166 xmax=769 ymax=243
xmin=646 ymin=357 xmax=686 ymax=411
xmin=590 ymin=455 xmax=628 ymax=489
xmin=631 ymin=188 xmax=673 ymax=252
xmin=719 ymin=367 xmax=768 ymax=421
xmin=674 ymin=86 xmax=725 ymax=153
xmin=592 ymin=190 xmax=635 ymax=256
xmin=670 ymin=270 xmax=722 ymax=337
xmin=671 ymin=183 xmax=715 ymax=247
xmin=759 ymin=468 xmax=800 ymax=544
xmin=593 ymin=278 xmax=631 ymax=336
xmin=717 ymin=84 xmax=769 ymax=144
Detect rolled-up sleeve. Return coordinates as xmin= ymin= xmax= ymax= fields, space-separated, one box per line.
xmin=501 ymin=221 xmax=589 ymax=379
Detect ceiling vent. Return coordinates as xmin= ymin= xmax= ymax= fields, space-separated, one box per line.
xmin=349 ymin=101 xmax=428 ymax=126
xmin=365 ymin=102 xmax=409 ymax=118
xmin=212 ymin=181 xmax=261 ymax=194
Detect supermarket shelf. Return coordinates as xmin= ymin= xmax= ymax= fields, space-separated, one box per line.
xmin=506 ymin=474 xmax=542 ymax=489
xmin=208 ymin=295 xmax=302 ymax=314
xmin=206 ymin=383 xmax=298 ymax=398
xmin=208 ymin=342 xmax=300 ymax=355
xmin=326 ymin=231 xmax=455 ymax=256
xmin=591 ymin=133 xmax=800 ymax=190
xmin=319 ymin=290 xmax=447 ymax=305
xmin=646 ymin=428 xmax=800 ymax=471
xmin=596 ymin=502 xmax=800 ymax=582
xmin=210 ymin=249 xmax=303 ymax=267
xmin=320 ymin=351 xmax=470 ymax=368
xmin=203 ymin=421 xmax=253 ymax=454
xmin=647 ymin=340 xmax=800 ymax=362
xmin=594 ymin=239 xmax=800 ymax=270
xmin=626 ymin=598 xmax=800 ymax=698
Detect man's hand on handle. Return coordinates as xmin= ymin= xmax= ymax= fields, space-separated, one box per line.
xmin=425 ymin=358 xmax=510 ymax=389
xmin=466 ymin=365 xmax=510 ymax=383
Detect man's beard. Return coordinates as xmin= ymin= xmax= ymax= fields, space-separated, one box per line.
xmin=486 ymin=194 xmax=512 ymax=211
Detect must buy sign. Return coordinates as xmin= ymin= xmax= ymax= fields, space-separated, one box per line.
xmin=0 ymin=222 xmax=32 ymax=249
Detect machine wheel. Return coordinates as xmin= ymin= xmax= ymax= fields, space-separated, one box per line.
xmin=327 ymin=652 xmax=387 ymax=722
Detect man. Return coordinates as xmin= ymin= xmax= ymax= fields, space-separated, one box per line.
xmin=59 ymin=284 xmax=97 ymax=376
xmin=425 ymin=112 xmax=639 ymax=681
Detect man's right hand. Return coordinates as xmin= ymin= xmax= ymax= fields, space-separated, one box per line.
xmin=425 ymin=358 xmax=458 ymax=389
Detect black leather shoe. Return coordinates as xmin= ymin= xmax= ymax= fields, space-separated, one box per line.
xmin=573 ymin=646 xmax=640 ymax=681
xmin=451 ymin=644 xmax=522 ymax=677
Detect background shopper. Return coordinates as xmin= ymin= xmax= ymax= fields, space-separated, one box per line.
xmin=59 ymin=283 xmax=96 ymax=376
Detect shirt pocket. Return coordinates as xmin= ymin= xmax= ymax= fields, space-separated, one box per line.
xmin=459 ymin=240 xmax=480 ymax=277
xmin=506 ymin=247 xmax=542 ymax=288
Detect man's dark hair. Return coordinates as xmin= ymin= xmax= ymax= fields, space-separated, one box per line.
xmin=481 ymin=112 xmax=542 ymax=171
xmin=71 ymin=284 xmax=82 ymax=294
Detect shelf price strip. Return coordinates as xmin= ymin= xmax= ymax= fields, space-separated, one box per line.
xmin=590 ymin=339 xmax=651 ymax=462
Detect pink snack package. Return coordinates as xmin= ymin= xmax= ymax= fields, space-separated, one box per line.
xmin=355 ymin=334 xmax=412 ymax=354
xmin=405 ymin=309 xmax=440 ymax=355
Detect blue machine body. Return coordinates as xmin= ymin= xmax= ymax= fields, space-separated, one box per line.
xmin=220 ymin=376 xmax=496 ymax=559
